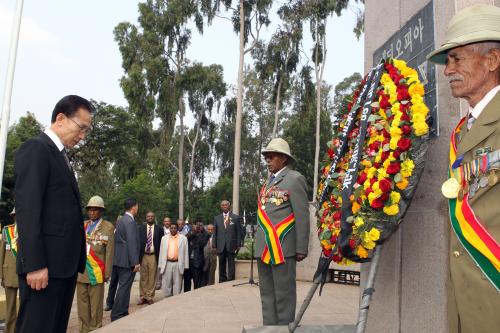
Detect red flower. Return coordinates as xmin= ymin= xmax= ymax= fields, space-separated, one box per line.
xmin=327 ymin=148 xmax=334 ymax=159
xmin=382 ymin=129 xmax=390 ymax=138
xmin=387 ymin=162 xmax=401 ymax=174
xmin=401 ymin=111 xmax=410 ymax=122
xmin=380 ymin=193 xmax=389 ymax=202
xmin=349 ymin=239 xmax=357 ymax=249
xmin=379 ymin=178 xmax=392 ymax=192
xmin=333 ymin=211 xmax=341 ymax=221
xmin=397 ymin=138 xmax=412 ymax=151
xmin=401 ymin=125 xmax=412 ymax=135
xmin=370 ymin=198 xmax=384 ymax=209
xmin=381 ymin=151 xmax=390 ymax=162
xmin=397 ymin=86 xmax=410 ymax=100
xmin=393 ymin=150 xmax=401 ymax=159
xmin=369 ymin=141 xmax=381 ymax=152
xmin=330 ymin=234 xmax=337 ymax=244
xmin=323 ymin=248 xmax=332 ymax=257
xmin=357 ymin=172 xmax=367 ymax=185
xmin=379 ymin=94 xmax=390 ymax=109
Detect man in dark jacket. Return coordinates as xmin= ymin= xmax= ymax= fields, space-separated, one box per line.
xmin=110 ymin=199 xmax=141 ymax=321
xmin=213 ymin=201 xmax=242 ymax=282
xmin=14 ymin=95 xmax=93 ymax=333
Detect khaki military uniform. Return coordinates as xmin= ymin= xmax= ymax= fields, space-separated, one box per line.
xmin=0 ymin=225 xmax=18 ymax=333
xmin=449 ymin=92 xmax=500 ymax=333
xmin=254 ymin=167 xmax=310 ymax=325
xmin=76 ymin=219 xmax=114 ymax=333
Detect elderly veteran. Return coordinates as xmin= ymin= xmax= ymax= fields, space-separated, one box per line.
xmin=427 ymin=4 xmax=500 ymax=333
xmin=254 ymin=138 xmax=310 ymax=325
xmin=76 ymin=196 xmax=114 ymax=333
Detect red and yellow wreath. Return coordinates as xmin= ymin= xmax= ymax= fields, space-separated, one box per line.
xmin=317 ymin=59 xmax=430 ymax=265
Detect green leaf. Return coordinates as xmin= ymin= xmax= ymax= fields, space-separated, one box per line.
xmin=394 ymin=173 xmax=402 ymax=183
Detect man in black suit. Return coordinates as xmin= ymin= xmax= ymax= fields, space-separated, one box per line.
xmin=13 ymin=95 xmax=94 ymax=333
xmin=213 ymin=200 xmax=242 ymax=282
xmin=110 ymin=199 xmax=141 ymax=321
xmin=138 ymin=211 xmax=163 ymax=305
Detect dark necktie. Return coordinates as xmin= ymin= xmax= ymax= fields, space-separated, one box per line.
xmin=62 ymin=149 xmax=72 ymax=171
xmin=146 ymin=225 xmax=152 ymax=253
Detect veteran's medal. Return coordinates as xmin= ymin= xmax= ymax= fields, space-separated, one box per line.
xmin=488 ymin=171 xmax=498 ymax=186
xmin=442 ymin=178 xmax=460 ymax=199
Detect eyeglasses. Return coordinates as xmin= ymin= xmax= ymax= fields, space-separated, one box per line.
xmin=68 ymin=117 xmax=92 ymax=133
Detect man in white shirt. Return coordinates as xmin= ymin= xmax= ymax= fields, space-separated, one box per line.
xmin=427 ymin=4 xmax=500 ymax=333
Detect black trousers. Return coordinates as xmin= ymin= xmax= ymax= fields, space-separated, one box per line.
xmin=105 ymin=265 xmax=119 ymax=308
xmin=218 ymin=249 xmax=236 ymax=282
xmin=110 ymin=266 xmax=136 ymax=321
xmin=191 ymin=266 xmax=204 ymax=289
xmin=183 ymin=266 xmax=192 ymax=292
xmin=15 ymin=274 xmax=77 ymax=333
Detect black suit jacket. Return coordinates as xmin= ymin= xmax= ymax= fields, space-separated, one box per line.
xmin=213 ymin=212 xmax=242 ymax=254
xmin=113 ymin=213 xmax=140 ymax=268
xmin=14 ymin=133 xmax=86 ymax=278
xmin=139 ymin=223 xmax=163 ymax=262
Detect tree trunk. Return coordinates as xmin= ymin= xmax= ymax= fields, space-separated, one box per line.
xmin=187 ymin=113 xmax=202 ymax=191
xmin=313 ymin=22 xmax=327 ymax=201
xmin=178 ymin=95 xmax=185 ymax=220
xmin=272 ymin=76 xmax=283 ymax=138
xmin=232 ymin=0 xmax=245 ymax=215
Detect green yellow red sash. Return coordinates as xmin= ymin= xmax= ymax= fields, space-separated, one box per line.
xmin=448 ymin=117 xmax=500 ymax=291
xmin=85 ymin=221 xmax=106 ymax=285
xmin=2 ymin=224 xmax=17 ymax=257
xmin=257 ymin=199 xmax=295 ymax=265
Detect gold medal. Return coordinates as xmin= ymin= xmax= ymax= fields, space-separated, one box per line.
xmin=441 ymin=178 xmax=460 ymax=199
xmin=488 ymin=171 xmax=498 ymax=186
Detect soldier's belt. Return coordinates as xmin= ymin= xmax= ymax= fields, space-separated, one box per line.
xmin=257 ymin=200 xmax=295 ymax=265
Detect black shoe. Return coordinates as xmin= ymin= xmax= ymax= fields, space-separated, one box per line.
xmin=104 ymin=305 xmax=112 ymax=311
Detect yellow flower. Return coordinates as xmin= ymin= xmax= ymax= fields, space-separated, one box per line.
xmin=367 ymin=167 xmax=377 ymax=179
xmin=368 ymin=228 xmax=381 ymax=241
xmin=393 ymin=59 xmax=408 ymax=70
xmin=411 ymin=102 xmax=429 ymax=116
xmin=372 ymin=181 xmax=380 ymax=192
xmin=364 ymin=239 xmax=376 ymax=250
xmin=321 ymin=239 xmax=332 ymax=250
xmin=363 ymin=179 xmax=371 ymax=190
xmin=361 ymin=160 xmax=372 ymax=168
xmin=401 ymin=159 xmax=415 ymax=178
xmin=378 ymin=168 xmax=389 ymax=179
xmin=368 ymin=190 xmax=381 ymax=203
xmin=409 ymin=82 xmax=425 ymax=97
xmin=357 ymin=245 xmax=369 ymax=258
xmin=411 ymin=94 xmax=423 ymax=105
xmin=380 ymin=73 xmax=393 ymax=85
xmin=390 ymin=191 xmax=401 ymax=204
xmin=414 ymin=121 xmax=429 ymax=136
xmin=390 ymin=126 xmax=402 ymax=137
xmin=391 ymin=103 xmax=401 ymax=115
xmin=396 ymin=178 xmax=409 ymax=190
xmin=352 ymin=201 xmax=361 ymax=214
xmin=383 ymin=204 xmax=399 ymax=216
xmin=354 ymin=217 xmax=365 ymax=227
xmin=390 ymin=136 xmax=400 ymax=150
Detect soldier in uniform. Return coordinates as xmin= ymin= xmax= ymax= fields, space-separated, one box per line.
xmin=254 ymin=138 xmax=310 ymax=325
xmin=427 ymin=5 xmax=500 ymax=333
xmin=0 ymin=209 xmax=18 ymax=333
xmin=76 ymin=196 xmax=114 ymax=333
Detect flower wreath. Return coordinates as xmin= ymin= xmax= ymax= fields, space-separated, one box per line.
xmin=317 ymin=59 xmax=430 ymax=265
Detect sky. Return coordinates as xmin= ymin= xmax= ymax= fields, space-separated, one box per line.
xmin=0 ymin=0 xmax=364 ymax=128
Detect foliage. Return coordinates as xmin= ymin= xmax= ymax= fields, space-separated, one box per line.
xmin=2 ymin=113 xmax=43 ymax=211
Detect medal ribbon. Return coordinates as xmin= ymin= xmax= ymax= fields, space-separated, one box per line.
xmin=257 ymin=199 xmax=295 ymax=265
xmin=2 ymin=224 xmax=17 ymax=257
xmin=448 ymin=117 xmax=500 ymax=291
xmin=84 ymin=220 xmax=106 ymax=285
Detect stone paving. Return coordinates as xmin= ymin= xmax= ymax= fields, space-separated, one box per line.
xmin=0 ymin=277 xmax=359 ymax=333
xmin=90 ymin=280 xmax=359 ymax=333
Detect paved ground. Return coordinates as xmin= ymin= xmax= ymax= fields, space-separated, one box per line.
xmin=91 ymin=280 xmax=359 ymax=333
xmin=0 ymin=277 xmax=359 ymax=333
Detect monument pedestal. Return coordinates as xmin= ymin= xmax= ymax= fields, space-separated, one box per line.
xmin=243 ymin=325 xmax=355 ymax=333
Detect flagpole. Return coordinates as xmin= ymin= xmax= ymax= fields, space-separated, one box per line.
xmin=0 ymin=0 xmax=25 ymax=199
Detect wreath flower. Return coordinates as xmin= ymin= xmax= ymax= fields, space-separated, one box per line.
xmin=317 ymin=59 xmax=430 ymax=265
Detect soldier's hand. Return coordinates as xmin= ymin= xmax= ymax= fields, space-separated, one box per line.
xmin=133 ymin=264 xmax=140 ymax=272
xmin=296 ymin=254 xmax=307 ymax=262
xmin=27 ymin=267 xmax=49 ymax=290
